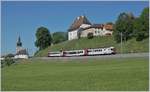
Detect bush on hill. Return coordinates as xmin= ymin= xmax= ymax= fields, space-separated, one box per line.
xmin=87 ymin=33 xmax=94 ymax=39
xmin=52 ymin=32 xmax=68 ymax=44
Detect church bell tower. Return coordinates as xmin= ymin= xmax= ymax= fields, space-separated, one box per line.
xmin=16 ymin=36 xmax=23 ymax=53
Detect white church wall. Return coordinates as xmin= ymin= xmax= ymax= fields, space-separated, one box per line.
xmin=68 ymin=30 xmax=78 ymax=40
xmin=14 ymin=55 xmax=28 ymax=59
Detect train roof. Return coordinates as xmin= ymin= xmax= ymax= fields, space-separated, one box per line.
xmin=64 ymin=49 xmax=84 ymax=52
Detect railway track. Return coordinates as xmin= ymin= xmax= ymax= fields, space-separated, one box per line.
xmin=32 ymin=53 xmax=149 ymax=61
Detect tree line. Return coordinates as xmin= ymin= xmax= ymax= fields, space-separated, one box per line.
xmin=113 ymin=7 xmax=149 ymax=42
xmin=35 ymin=7 xmax=149 ymax=51
xmin=35 ymin=27 xmax=68 ymax=50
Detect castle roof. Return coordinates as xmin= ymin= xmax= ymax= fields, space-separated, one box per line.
xmin=104 ymin=24 xmax=113 ymax=30
xmin=80 ymin=24 xmax=113 ymax=31
xmin=68 ymin=16 xmax=91 ymax=32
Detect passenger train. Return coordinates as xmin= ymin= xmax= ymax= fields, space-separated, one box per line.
xmin=48 ymin=47 xmax=116 ymax=57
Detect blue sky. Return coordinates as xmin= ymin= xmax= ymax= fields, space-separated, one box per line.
xmin=1 ymin=1 xmax=149 ymax=56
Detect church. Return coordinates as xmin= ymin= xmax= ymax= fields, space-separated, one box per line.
xmin=68 ymin=15 xmax=113 ymax=40
xmin=14 ymin=36 xmax=29 ymax=59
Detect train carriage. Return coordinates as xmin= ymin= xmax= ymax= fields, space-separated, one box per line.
xmin=87 ymin=48 xmax=105 ymax=55
xmin=87 ymin=47 xmax=116 ymax=55
xmin=48 ymin=51 xmax=63 ymax=57
xmin=63 ymin=50 xmax=85 ymax=57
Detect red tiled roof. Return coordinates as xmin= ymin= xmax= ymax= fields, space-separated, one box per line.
xmin=104 ymin=24 xmax=113 ymax=30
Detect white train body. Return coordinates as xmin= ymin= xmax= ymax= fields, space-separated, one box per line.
xmin=88 ymin=48 xmax=104 ymax=55
xmin=88 ymin=47 xmax=115 ymax=55
xmin=48 ymin=52 xmax=63 ymax=57
xmin=63 ymin=50 xmax=85 ymax=57
xmin=48 ymin=47 xmax=116 ymax=57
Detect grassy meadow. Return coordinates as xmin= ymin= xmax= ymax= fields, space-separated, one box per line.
xmin=1 ymin=57 xmax=149 ymax=91
xmin=35 ymin=36 xmax=149 ymax=57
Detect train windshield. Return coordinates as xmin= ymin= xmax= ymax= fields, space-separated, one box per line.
xmin=110 ymin=47 xmax=115 ymax=50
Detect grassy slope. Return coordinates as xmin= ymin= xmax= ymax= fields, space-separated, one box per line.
xmin=35 ymin=36 xmax=149 ymax=57
xmin=2 ymin=57 xmax=149 ymax=91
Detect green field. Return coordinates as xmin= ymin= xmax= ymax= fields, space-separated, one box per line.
xmin=35 ymin=36 xmax=149 ymax=57
xmin=2 ymin=57 xmax=149 ymax=91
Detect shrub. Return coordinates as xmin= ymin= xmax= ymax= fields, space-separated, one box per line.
xmin=4 ymin=57 xmax=15 ymax=66
xmin=87 ymin=33 xmax=94 ymax=39
xmin=52 ymin=32 xmax=68 ymax=44
xmin=5 ymin=53 xmax=14 ymax=58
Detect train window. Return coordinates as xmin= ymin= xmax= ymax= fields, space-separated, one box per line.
xmin=93 ymin=49 xmax=98 ymax=52
xmin=69 ymin=52 xmax=77 ymax=54
xmin=87 ymin=50 xmax=91 ymax=52
xmin=97 ymin=50 xmax=99 ymax=52
xmin=79 ymin=51 xmax=83 ymax=53
xmin=111 ymin=48 xmax=114 ymax=50
xmin=99 ymin=49 xmax=102 ymax=51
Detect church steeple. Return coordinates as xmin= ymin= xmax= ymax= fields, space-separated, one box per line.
xmin=17 ymin=36 xmax=22 ymax=47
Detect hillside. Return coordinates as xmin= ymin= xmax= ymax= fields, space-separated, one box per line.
xmin=35 ymin=36 xmax=149 ymax=57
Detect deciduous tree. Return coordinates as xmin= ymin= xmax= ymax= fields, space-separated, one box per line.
xmin=113 ymin=12 xmax=135 ymax=43
xmin=35 ymin=27 xmax=52 ymax=50
xmin=134 ymin=7 xmax=149 ymax=41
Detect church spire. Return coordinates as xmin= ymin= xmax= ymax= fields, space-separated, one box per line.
xmin=17 ymin=36 xmax=22 ymax=47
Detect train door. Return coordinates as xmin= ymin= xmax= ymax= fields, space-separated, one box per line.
xmin=84 ymin=49 xmax=88 ymax=56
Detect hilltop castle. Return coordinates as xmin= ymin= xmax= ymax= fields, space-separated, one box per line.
xmin=68 ymin=15 xmax=113 ymax=40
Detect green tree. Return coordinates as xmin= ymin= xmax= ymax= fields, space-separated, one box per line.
xmin=134 ymin=7 xmax=149 ymax=41
xmin=113 ymin=12 xmax=135 ymax=43
xmin=52 ymin=32 xmax=67 ymax=44
xmin=35 ymin=27 xmax=52 ymax=50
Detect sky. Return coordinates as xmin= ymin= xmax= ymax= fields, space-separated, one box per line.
xmin=1 ymin=1 xmax=149 ymax=56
